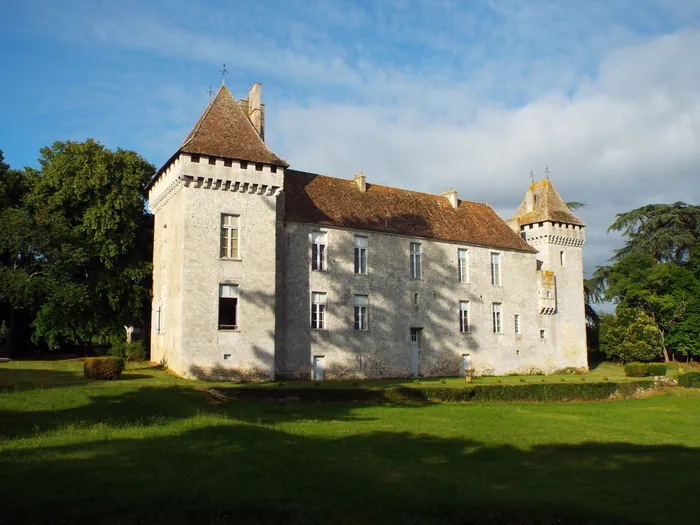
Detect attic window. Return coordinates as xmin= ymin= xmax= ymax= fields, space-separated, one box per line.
xmin=224 ymin=159 xmax=233 ymax=167
xmin=191 ymin=154 xmax=200 ymax=163
xmin=271 ymin=166 xmax=277 ymax=173
xmin=240 ymin=161 xmax=248 ymax=169
xmin=208 ymin=157 xmax=216 ymax=165
xmin=533 ymin=195 xmax=538 ymax=204
xmin=255 ymin=163 xmax=263 ymax=171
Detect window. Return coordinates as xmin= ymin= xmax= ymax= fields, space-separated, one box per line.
xmin=311 ymin=292 xmax=327 ymax=330
xmin=413 ymin=293 xmax=419 ymax=308
xmin=492 ymin=303 xmax=502 ymax=334
xmin=491 ymin=252 xmax=501 ymax=286
xmin=311 ymin=232 xmax=327 ymax=271
xmin=220 ymin=214 xmax=240 ymax=258
xmin=224 ymin=159 xmax=233 ymax=167
xmin=255 ymin=163 xmax=263 ymax=171
xmin=514 ymin=314 xmax=521 ymax=334
xmin=458 ymin=249 xmax=469 ymax=283
xmin=354 ymin=236 xmax=368 ymax=274
xmin=410 ymin=242 xmax=422 ymax=279
xmin=354 ymin=295 xmax=369 ymax=331
xmin=520 ymin=231 xmax=527 ymax=241
xmin=218 ymin=284 xmax=239 ymax=330
xmin=240 ymin=161 xmax=248 ymax=169
xmin=208 ymin=157 xmax=216 ymax=165
xmin=560 ymin=250 xmax=565 ymax=266
xmin=271 ymin=165 xmax=277 ymax=173
xmin=191 ymin=154 xmax=200 ymax=163
xmin=459 ymin=301 xmax=469 ymax=333
xmin=155 ymin=305 xmax=162 ymax=334
xmin=540 ymin=329 xmax=546 ymax=339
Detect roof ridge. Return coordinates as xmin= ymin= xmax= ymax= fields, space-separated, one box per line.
xmin=286 ymin=169 xmax=491 ymax=207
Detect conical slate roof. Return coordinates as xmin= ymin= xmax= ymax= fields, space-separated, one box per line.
xmin=179 ymin=85 xmax=288 ymax=167
xmin=509 ymin=179 xmax=585 ymax=227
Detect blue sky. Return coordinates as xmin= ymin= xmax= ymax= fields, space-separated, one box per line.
xmin=2 ymin=0 xmax=700 ymax=288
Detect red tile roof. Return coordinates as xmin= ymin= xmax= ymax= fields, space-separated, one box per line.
xmin=179 ymin=85 xmax=288 ymax=167
xmin=285 ymin=170 xmax=536 ymax=253
xmin=508 ymin=179 xmax=585 ymax=227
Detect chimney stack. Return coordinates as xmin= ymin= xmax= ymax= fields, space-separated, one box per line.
xmin=441 ymin=188 xmax=459 ymax=209
xmin=353 ymin=172 xmax=367 ymax=192
xmin=248 ymin=82 xmax=264 ymax=141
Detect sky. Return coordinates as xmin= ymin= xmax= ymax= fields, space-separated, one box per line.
xmin=1 ymin=0 xmax=699 ymax=295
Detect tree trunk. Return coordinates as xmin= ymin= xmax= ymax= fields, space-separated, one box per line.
xmin=0 ymin=307 xmax=16 ymax=358
xmin=658 ymin=328 xmax=670 ymax=363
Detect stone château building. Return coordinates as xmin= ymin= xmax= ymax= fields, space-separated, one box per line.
xmin=147 ymin=83 xmax=587 ymax=380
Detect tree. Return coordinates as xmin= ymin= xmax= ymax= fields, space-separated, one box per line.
xmin=0 ymin=141 xmax=155 ymax=353
xmin=599 ymin=308 xmax=662 ymax=363
xmin=594 ymin=202 xmax=700 ymax=362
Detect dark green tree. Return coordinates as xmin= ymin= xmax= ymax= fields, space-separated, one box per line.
xmin=599 ymin=308 xmax=662 ymax=363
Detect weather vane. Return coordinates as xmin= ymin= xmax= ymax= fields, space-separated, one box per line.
xmin=544 ymin=165 xmax=550 ymax=180
xmin=207 ymin=86 xmax=214 ymax=100
xmin=530 ymin=170 xmax=535 ymax=184
xmin=219 ymin=63 xmax=228 ymax=86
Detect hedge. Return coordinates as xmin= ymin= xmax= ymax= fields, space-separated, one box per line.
xmin=677 ymin=372 xmax=700 ymax=388
xmin=84 ymin=357 xmax=125 ymax=380
xmin=624 ymin=363 xmax=649 ymax=377
xmin=212 ymin=381 xmax=655 ymax=404
xmin=647 ymin=363 xmax=667 ymax=376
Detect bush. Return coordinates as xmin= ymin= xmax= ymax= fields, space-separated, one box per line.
xmin=109 ymin=340 xmax=147 ymax=362
xmin=84 ymin=357 xmax=125 ymax=380
xmin=212 ymin=381 xmax=655 ymax=404
xmin=624 ymin=362 xmax=649 ymax=377
xmin=647 ymin=363 xmax=667 ymax=376
xmin=677 ymin=372 xmax=700 ymax=388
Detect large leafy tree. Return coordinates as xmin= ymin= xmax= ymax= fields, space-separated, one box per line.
xmin=599 ymin=308 xmax=662 ymax=363
xmin=594 ymin=202 xmax=700 ymax=362
xmin=0 ymin=141 xmax=155 ymax=353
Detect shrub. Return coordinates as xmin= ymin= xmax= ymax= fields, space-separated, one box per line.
xmin=624 ymin=362 xmax=649 ymax=377
xmin=84 ymin=357 xmax=125 ymax=380
xmin=647 ymin=363 xmax=667 ymax=376
xmin=109 ymin=340 xmax=147 ymax=362
xmin=677 ymin=372 xmax=700 ymax=388
xmin=600 ymin=308 xmax=662 ymax=363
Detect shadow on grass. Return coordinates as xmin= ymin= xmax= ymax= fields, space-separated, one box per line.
xmin=0 ymin=367 xmax=84 ymax=391
xmin=0 ymin=414 xmax=695 ymax=524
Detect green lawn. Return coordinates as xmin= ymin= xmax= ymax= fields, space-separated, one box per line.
xmin=1 ymin=360 xmax=698 ymax=524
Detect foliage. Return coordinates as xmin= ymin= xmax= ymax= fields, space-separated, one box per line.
xmin=0 ymin=141 xmax=154 ymax=353
xmin=109 ymin=340 xmax=147 ymax=362
xmin=647 ymin=363 xmax=667 ymax=376
xmin=83 ymin=356 xmax=125 ymax=379
xmin=600 ymin=308 xmax=662 ymax=363
xmin=677 ymin=372 xmax=700 ymax=388
xmin=623 ymin=363 xmax=649 ymax=377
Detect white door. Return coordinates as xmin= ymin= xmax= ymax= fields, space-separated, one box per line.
xmin=461 ymin=354 xmax=471 ymax=376
xmin=410 ymin=328 xmax=421 ymax=377
xmin=313 ymin=355 xmax=325 ymax=381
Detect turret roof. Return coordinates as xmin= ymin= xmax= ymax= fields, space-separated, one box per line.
xmin=508 ymin=179 xmax=585 ymax=227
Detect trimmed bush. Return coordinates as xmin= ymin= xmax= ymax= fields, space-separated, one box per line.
xmin=677 ymin=372 xmax=700 ymax=388
xmin=212 ymin=381 xmax=655 ymax=404
xmin=624 ymin=362 xmax=649 ymax=377
xmin=647 ymin=363 xmax=667 ymax=376
xmin=109 ymin=341 xmax=147 ymax=362
xmin=84 ymin=357 xmax=125 ymax=380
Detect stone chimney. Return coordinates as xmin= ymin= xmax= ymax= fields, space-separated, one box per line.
xmin=353 ymin=172 xmax=367 ymax=192
xmin=441 ymin=188 xmax=459 ymax=209
xmin=248 ymin=82 xmax=264 ymax=141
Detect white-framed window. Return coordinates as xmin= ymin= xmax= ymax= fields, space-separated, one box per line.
xmin=492 ymin=303 xmax=502 ymax=334
xmin=458 ymin=248 xmax=469 ymax=283
xmin=218 ymin=284 xmax=239 ymax=330
xmin=220 ymin=214 xmax=240 ymax=259
xmin=459 ymin=301 xmax=469 ymax=333
xmin=410 ymin=242 xmax=422 ymax=279
xmin=354 ymin=236 xmax=368 ymax=274
xmin=560 ymin=250 xmax=566 ymax=266
xmin=491 ymin=252 xmax=501 ymax=286
xmin=354 ymin=294 xmax=369 ymax=331
xmin=311 ymin=292 xmax=327 ymax=330
xmin=311 ymin=232 xmax=327 ymax=271
xmin=514 ymin=313 xmax=521 ymax=334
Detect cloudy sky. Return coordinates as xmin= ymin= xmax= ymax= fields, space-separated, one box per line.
xmin=1 ymin=0 xmax=699 ymax=289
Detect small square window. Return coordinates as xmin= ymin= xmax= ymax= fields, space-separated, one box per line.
xmin=271 ymin=165 xmax=277 ymax=173
xmin=191 ymin=154 xmax=200 ymax=163
xmin=240 ymin=161 xmax=248 ymax=169
xmin=224 ymin=159 xmax=233 ymax=167
xmin=255 ymin=163 xmax=263 ymax=171
xmin=208 ymin=157 xmax=216 ymax=165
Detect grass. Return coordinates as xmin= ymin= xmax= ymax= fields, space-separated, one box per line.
xmin=1 ymin=360 xmax=698 ymax=524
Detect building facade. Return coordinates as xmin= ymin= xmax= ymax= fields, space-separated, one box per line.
xmin=147 ymin=83 xmax=587 ymax=380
